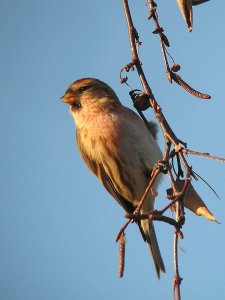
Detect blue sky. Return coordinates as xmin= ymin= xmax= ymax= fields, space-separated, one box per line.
xmin=1 ymin=1 xmax=225 ymax=299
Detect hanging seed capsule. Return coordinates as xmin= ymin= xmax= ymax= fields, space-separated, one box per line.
xmin=133 ymin=92 xmax=151 ymax=111
xmin=171 ymin=64 xmax=181 ymax=72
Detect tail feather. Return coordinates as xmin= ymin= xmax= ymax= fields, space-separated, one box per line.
xmin=139 ymin=219 xmax=165 ymax=278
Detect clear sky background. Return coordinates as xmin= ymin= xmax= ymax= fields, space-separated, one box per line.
xmin=1 ymin=1 xmax=225 ymax=299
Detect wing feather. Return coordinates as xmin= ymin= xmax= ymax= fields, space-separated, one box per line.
xmin=76 ymin=130 xmax=135 ymax=213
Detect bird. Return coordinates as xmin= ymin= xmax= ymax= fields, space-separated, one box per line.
xmin=61 ymin=78 xmax=165 ymax=277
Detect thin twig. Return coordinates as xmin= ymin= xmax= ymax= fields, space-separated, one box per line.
xmin=133 ymin=165 xmax=162 ymax=214
xmin=183 ymin=148 xmax=225 ymax=162
xmin=161 ymin=178 xmax=190 ymax=215
xmin=173 ymin=231 xmax=182 ymax=300
xmin=192 ymin=170 xmax=220 ymax=199
xmin=173 ymin=202 xmax=183 ymax=300
xmin=146 ymin=1 xmax=211 ymax=99
xmin=125 ymin=212 xmax=180 ymax=228
xmin=116 ymin=219 xmax=132 ymax=242
xmin=116 ymin=162 xmax=162 ymax=242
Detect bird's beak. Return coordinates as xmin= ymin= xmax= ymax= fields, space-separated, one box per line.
xmin=60 ymin=93 xmax=74 ymax=105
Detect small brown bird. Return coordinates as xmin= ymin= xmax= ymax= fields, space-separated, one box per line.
xmin=61 ymin=78 xmax=165 ymax=277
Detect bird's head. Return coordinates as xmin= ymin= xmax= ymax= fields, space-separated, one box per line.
xmin=61 ymin=78 xmax=121 ymax=112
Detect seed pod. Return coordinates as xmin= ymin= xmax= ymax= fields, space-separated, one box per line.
xmin=120 ymin=76 xmax=128 ymax=84
xmin=175 ymin=179 xmax=217 ymax=222
xmin=133 ymin=93 xmax=151 ymax=111
xmin=176 ymin=0 xmax=193 ymax=32
xmin=171 ymin=64 xmax=181 ymax=72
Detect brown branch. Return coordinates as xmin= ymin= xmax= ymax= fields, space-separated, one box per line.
xmin=146 ymin=1 xmax=211 ymax=99
xmin=125 ymin=211 xmax=181 ymax=229
xmin=173 ymin=201 xmax=184 ymax=300
xmin=116 ymin=219 xmax=132 ymax=242
xmin=119 ymin=1 xmax=223 ymax=299
xmin=151 ymin=9 xmax=171 ymax=81
xmin=133 ymin=164 xmax=162 ymax=214
xmin=173 ymin=230 xmax=182 ymax=300
xmin=183 ymin=148 xmax=225 ymax=162
xmin=122 ymin=0 xmax=184 ymax=149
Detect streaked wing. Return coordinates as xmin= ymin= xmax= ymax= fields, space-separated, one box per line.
xmin=98 ymin=163 xmax=135 ymax=213
xmin=76 ymin=130 xmax=135 ymax=213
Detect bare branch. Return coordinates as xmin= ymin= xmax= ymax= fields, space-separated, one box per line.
xmin=146 ymin=1 xmax=211 ymax=99
xmin=118 ymin=1 xmax=222 ymax=299
xmin=183 ymin=148 xmax=225 ymax=162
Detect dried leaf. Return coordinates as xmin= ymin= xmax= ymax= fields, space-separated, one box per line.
xmin=176 ymin=0 xmax=193 ymax=32
xmin=175 ymin=179 xmax=217 ymax=222
xmin=147 ymin=10 xmax=154 ymax=20
xmin=161 ymin=33 xmax=170 ymax=47
xmin=192 ymin=0 xmax=210 ymax=6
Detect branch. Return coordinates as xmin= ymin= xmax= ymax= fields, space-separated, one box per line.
xmin=146 ymin=0 xmax=211 ymax=99
xmin=117 ymin=1 xmax=223 ymax=300
xmin=183 ymin=148 xmax=225 ymax=162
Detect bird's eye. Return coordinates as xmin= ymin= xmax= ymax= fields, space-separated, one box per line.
xmin=73 ymin=101 xmax=81 ymax=109
xmin=78 ymin=85 xmax=90 ymax=93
